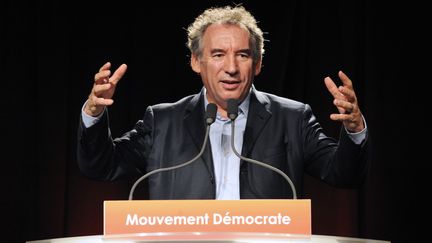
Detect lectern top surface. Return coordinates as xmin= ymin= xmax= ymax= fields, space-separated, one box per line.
xmin=26 ymin=232 xmax=390 ymax=243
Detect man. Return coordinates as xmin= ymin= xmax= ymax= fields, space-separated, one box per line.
xmin=77 ymin=6 xmax=369 ymax=200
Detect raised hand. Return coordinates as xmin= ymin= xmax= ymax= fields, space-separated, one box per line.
xmin=84 ymin=62 xmax=127 ymax=117
xmin=324 ymin=71 xmax=364 ymax=133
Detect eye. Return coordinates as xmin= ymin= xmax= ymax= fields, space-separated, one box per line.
xmin=211 ymin=53 xmax=224 ymax=61
xmin=237 ymin=52 xmax=251 ymax=60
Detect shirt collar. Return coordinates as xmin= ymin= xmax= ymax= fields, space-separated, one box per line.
xmin=203 ymin=87 xmax=251 ymax=118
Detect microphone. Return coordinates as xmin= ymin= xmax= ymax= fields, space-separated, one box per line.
xmin=128 ymin=103 xmax=218 ymax=200
xmin=227 ymin=99 xmax=238 ymax=120
xmin=227 ymin=99 xmax=298 ymax=199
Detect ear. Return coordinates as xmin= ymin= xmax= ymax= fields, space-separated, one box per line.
xmin=254 ymin=57 xmax=262 ymax=76
xmin=191 ymin=54 xmax=201 ymax=73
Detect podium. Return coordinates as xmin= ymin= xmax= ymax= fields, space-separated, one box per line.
xmin=26 ymin=233 xmax=390 ymax=242
xmin=103 ymin=199 xmax=311 ymax=235
xmin=26 ymin=200 xmax=390 ymax=243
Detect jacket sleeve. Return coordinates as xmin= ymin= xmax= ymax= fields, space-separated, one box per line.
xmin=76 ymin=107 xmax=154 ymax=181
xmin=302 ymin=104 xmax=370 ymax=188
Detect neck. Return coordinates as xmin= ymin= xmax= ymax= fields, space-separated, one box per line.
xmin=217 ymin=106 xmax=229 ymax=119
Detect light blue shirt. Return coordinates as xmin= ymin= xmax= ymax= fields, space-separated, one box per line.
xmin=204 ymin=90 xmax=250 ymax=200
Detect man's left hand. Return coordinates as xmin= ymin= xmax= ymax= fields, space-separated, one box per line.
xmin=324 ymin=71 xmax=365 ymax=133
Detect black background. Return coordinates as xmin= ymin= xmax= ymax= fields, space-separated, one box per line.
xmin=2 ymin=1 xmax=428 ymax=242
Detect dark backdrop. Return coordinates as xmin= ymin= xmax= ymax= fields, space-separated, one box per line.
xmin=2 ymin=1 xmax=428 ymax=243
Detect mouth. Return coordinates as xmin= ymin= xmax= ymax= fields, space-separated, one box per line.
xmin=220 ymin=80 xmax=241 ymax=90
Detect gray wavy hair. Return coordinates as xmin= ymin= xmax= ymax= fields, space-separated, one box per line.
xmin=186 ymin=5 xmax=265 ymax=64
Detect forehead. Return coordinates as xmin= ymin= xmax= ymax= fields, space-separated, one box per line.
xmin=202 ymin=24 xmax=250 ymax=49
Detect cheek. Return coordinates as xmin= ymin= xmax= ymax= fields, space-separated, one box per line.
xmin=206 ymin=66 xmax=223 ymax=80
xmin=207 ymin=59 xmax=224 ymax=69
xmin=241 ymin=67 xmax=255 ymax=81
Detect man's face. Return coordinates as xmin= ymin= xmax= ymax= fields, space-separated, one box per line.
xmin=191 ymin=24 xmax=261 ymax=112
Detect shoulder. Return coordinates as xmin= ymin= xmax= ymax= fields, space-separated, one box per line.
xmin=150 ymin=94 xmax=196 ymax=112
xmin=255 ymin=89 xmax=310 ymax=114
xmin=138 ymin=94 xmax=198 ymax=130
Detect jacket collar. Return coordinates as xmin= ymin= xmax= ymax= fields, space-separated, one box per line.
xmin=183 ymin=86 xmax=272 ymax=173
xmin=242 ymin=86 xmax=272 ymax=157
xmin=184 ymin=89 xmax=215 ymax=182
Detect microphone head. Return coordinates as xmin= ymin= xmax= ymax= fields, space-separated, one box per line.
xmin=227 ymin=99 xmax=239 ymax=120
xmin=205 ymin=103 xmax=217 ymax=125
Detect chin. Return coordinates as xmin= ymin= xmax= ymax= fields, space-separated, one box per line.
xmin=223 ymin=91 xmax=242 ymax=99
xmin=222 ymin=96 xmax=240 ymax=102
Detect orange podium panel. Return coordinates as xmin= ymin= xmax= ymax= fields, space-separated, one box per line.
xmin=104 ymin=199 xmax=311 ymax=236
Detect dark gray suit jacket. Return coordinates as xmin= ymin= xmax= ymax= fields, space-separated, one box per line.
xmin=77 ymin=87 xmax=369 ymax=199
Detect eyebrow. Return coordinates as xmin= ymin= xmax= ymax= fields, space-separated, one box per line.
xmin=210 ymin=48 xmax=251 ymax=54
xmin=237 ymin=49 xmax=252 ymax=55
xmin=210 ymin=48 xmax=225 ymax=54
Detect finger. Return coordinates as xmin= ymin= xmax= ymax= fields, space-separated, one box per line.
xmin=93 ymin=83 xmax=114 ymax=96
xmin=330 ymin=112 xmax=364 ymax=132
xmin=94 ymin=97 xmax=114 ymax=106
xmin=338 ymin=70 xmax=353 ymax=89
xmin=109 ymin=64 xmax=128 ymax=85
xmin=86 ymin=95 xmax=114 ymax=115
xmin=99 ymin=62 xmax=111 ymax=72
xmin=333 ymin=99 xmax=355 ymax=114
xmin=334 ymin=104 xmax=345 ymax=114
xmin=94 ymin=70 xmax=111 ymax=84
xmin=338 ymin=86 xmax=356 ymax=103
xmin=330 ymin=113 xmax=353 ymax=122
xmin=324 ymin=77 xmax=345 ymax=100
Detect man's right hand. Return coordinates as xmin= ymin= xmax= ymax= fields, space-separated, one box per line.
xmin=84 ymin=62 xmax=128 ymax=117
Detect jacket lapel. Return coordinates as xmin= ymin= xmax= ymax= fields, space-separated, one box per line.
xmin=241 ymin=87 xmax=272 ymax=157
xmin=184 ymin=89 xmax=215 ymax=181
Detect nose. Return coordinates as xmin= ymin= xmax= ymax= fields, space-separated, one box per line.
xmin=224 ymin=55 xmax=238 ymax=76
